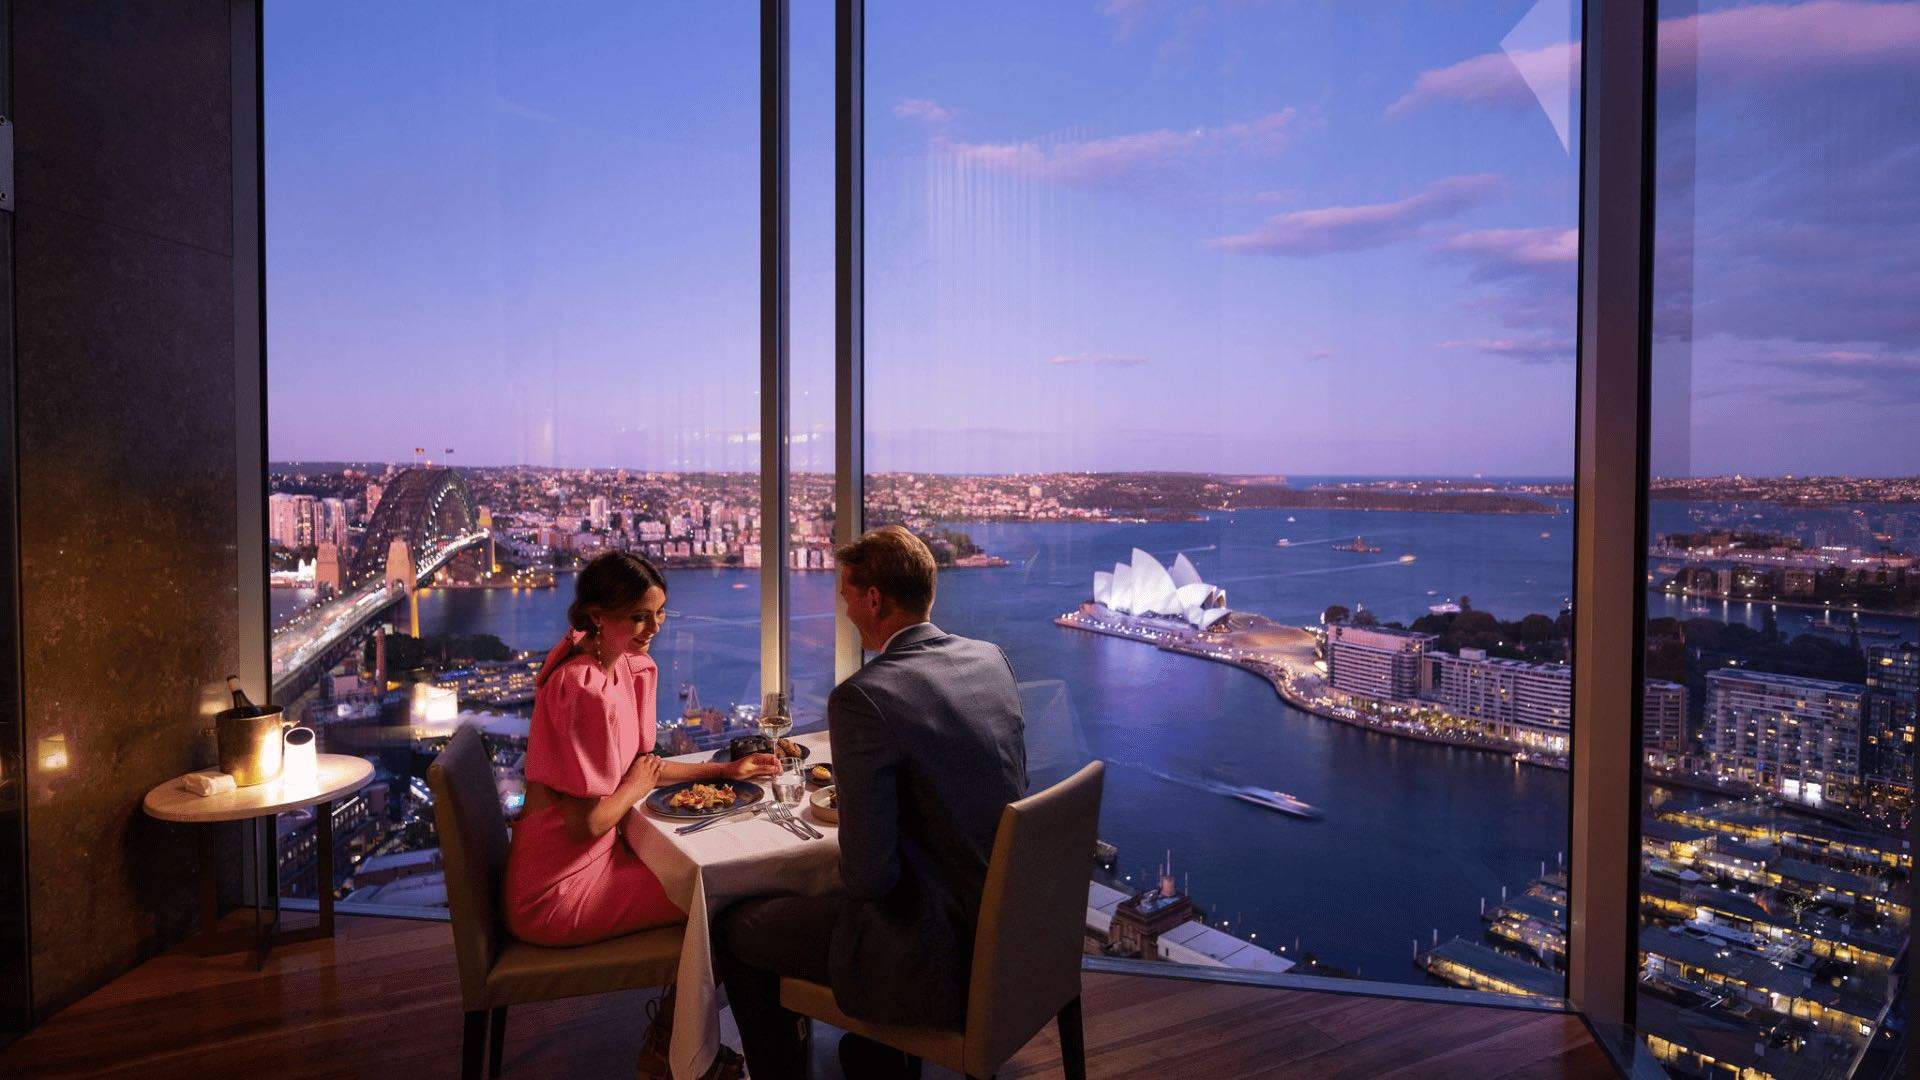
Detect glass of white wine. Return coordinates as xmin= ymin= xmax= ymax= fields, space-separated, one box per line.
xmin=757 ymin=690 xmax=792 ymax=748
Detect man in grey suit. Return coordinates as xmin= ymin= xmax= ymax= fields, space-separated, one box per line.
xmin=717 ymin=526 xmax=1028 ymax=1079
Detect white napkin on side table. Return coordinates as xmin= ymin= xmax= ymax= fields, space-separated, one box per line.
xmin=182 ymin=771 xmax=237 ymax=797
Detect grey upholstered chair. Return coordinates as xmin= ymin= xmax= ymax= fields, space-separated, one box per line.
xmin=429 ymin=724 xmax=684 ymax=1079
xmin=779 ymin=760 xmax=1105 ymax=1080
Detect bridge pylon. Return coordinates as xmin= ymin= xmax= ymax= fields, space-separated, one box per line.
xmin=385 ymin=537 xmax=421 ymax=638
xmin=478 ymin=506 xmax=499 ymax=574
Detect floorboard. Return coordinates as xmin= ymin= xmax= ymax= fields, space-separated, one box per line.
xmin=0 ymin=913 xmax=1616 ymax=1079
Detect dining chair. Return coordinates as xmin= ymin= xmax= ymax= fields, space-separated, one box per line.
xmin=778 ymin=760 xmax=1105 ymax=1080
xmin=429 ymin=724 xmax=684 ymax=1079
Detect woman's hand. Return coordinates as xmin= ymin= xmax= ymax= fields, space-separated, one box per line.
xmin=723 ymin=753 xmax=781 ymax=781
xmin=625 ymin=752 xmax=666 ymax=795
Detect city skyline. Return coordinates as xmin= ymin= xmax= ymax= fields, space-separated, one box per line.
xmin=266 ymin=0 xmax=1918 ymax=477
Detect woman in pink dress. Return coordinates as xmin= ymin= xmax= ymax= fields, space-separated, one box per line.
xmin=504 ymin=551 xmax=777 ymax=948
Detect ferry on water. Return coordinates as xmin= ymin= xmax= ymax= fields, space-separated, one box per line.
xmin=1231 ymin=786 xmax=1322 ymax=819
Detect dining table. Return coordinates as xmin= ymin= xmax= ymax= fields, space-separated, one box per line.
xmin=625 ymin=728 xmax=842 ymax=1080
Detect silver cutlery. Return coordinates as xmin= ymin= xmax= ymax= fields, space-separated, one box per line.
xmin=786 ymin=804 xmax=824 ymax=839
xmin=765 ymin=803 xmax=806 ymax=839
xmin=769 ymin=801 xmax=822 ymax=840
xmin=675 ymin=802 xmax=764 ymax=835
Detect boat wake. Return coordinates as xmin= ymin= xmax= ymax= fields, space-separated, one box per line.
xmin=1147 ymin=766 xmax=1322 ymax=820
xmin=1147 ymin=767 xmax=1240 ymax=800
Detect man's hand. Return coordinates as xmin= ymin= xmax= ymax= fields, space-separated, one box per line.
xmin=724 ymin=753 xmax=781 ymax=781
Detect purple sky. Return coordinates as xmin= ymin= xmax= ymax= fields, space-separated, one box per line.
xmin=265 ymin=0 xmax=1920 ymax=477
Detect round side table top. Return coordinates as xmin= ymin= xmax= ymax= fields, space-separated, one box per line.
xmin=142 ymin=754 xmax=374 ymax=823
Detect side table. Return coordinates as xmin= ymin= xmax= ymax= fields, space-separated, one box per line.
xmin=142 ymin=754 xmax=374 ymax=968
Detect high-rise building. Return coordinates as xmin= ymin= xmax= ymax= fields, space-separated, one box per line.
xmin=588 ymin=496 xmax=610 ymax=530
xmin=1414 ymin=649 xmax=1687 ymax=758
xmin=1421 ymin=648 xmax=1569 ymax=750
xmin=1325 ymin=624 xmax=1432 ymax=702
xmin=268 ymin=492 xmax=298 ymax=549
xmin=364 ymin=481 xmax=384 ymax=521
xmin=320 ymin=497 xmax=350 ymax=553
xmin=268 ymin=492 xmax=318 ymax=549
xmin=1642 ymin=680 xmax=1690 ymax=768
xmin=1705 ymin=669 xmax=1865 ymax=807
xmin=1863 ymin=641 xmax=1917 ymax=814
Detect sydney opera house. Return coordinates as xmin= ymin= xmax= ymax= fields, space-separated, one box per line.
xmin=1092 ymin=548 xmax=1231 ymax=630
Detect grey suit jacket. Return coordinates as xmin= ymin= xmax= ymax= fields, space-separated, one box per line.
xmin=826 ymin=622 xmax=1028 ymax=1027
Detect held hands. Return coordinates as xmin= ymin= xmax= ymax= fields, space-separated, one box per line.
xmin=724 ymin=753 xmax=781 ymax=781
xmin=625 ymin=752 xmax=666 ymax=796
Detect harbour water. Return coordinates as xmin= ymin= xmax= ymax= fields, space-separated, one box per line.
xmin=311 ymin=501 xmax=1911 ymax=986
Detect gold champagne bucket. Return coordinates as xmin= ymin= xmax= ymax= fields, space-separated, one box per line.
xmin=216 ymin=704 xmax=289 ymax=787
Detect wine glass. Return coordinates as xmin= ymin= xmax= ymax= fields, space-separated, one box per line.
xmin=757 ymin=690 xmax=792 ymax=747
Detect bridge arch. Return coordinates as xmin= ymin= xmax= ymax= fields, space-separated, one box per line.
xmin=349 ymin=467 xmax=480 ymax=584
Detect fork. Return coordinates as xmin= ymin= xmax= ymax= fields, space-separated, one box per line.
xmin=765 ymin=802 xmax=808 ymax=839
xmin=769 ymin=801 xmax=823 ymax=840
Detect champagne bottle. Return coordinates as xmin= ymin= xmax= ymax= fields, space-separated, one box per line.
xmin=225 ymin=675 xmax=258 ymax=717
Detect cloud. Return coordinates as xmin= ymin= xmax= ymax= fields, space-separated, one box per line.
xmin=1208 ymin=174 xmax=1504 ymax=256
xmin=1766 ymin=348 xmax=1920 ymax=400
xmin=1439 ymin=337 xmax=1572 ymax=363
xmin=1307 ymin=348 xmax=1335 ymax=361
xmin=1440 ymin=226 xmax=1579 ymax=336
xmin=936 ymin=109 xmax=1295 ymax=188
xmin=1100 ymin=0 xmax=1164 ymax=42
xmin=1390 ymin=1 xmax=1920 ymax=116
xmin=1441 ymin=227 xmax=1578 ymax=275
xmin=1047 ymin=353 xmax=1151 ymax=367
xmin=892 ymin=98 xmax=954 ymax=126
xmin=1389 ymin=42 xmax=1578 ymax=118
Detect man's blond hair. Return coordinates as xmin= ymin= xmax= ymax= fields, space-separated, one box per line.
xmin=835 ymin=525 xmax=937 ymax=617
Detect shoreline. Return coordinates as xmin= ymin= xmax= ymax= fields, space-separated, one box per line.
xmin=1055 ymin=612 xmax=1568 ymax=772
xmin=1654 ymin=585 xmax=1918 ymax=623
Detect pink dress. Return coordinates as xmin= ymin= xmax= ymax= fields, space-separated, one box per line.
xmin=503 ymin=641 xmax=683 ymax=946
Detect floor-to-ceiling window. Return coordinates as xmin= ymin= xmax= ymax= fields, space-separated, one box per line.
xmin=864 ymin=0 xmax=1584 ymax=993
xmin=264 ymin=1 xmax=762 ymax=911
xmin=1633 ymin=1 xmax=1917 ymax=1074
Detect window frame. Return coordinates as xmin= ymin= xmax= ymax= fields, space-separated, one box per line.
xmin=233 ymin=0 xmax=1688 ymax=1029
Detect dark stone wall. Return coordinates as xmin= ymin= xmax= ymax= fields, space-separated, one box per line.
xmin=13 ymin=1 xmax=242 ymax=1018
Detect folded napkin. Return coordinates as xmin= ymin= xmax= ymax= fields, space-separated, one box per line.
xmin=183 ymin=771 xmax=237 ymax=797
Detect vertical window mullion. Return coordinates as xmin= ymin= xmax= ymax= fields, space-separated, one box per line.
xmin=1567 ymin=0 xmax=1658 ymax=1031
xmin=832 ymin=0 xmax=864 ymax=684
xmin=761 ymin=0 xmax=792 ymax=710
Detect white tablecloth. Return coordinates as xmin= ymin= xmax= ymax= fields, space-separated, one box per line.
xmin=624 ymin=730 xmax=842 ymax=1080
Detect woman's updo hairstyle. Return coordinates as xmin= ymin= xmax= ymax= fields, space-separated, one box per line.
xmin=568 ymin=550 xmax=668 ymax=635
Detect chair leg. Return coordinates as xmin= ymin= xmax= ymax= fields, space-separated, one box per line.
xmin=1058 ymin=995 xmax=1086 ymax=1080
xmin=488 ymin=1005 xmax=508 ymax=1077
xmin=462 ymin=1010 xmax=488 ymax=1080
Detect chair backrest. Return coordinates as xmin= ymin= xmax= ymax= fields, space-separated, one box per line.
xmin=427 ymin=724 xmax=511 ymax=1009
xmin=961 ymin=760 xmax=1105 ymax=1077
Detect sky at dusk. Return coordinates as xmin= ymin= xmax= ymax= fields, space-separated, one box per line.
xmin=265 ymin=0 xmax=1919 ymax=477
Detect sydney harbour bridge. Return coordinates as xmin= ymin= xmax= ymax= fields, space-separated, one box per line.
xmin=270 ymin=467 xmax=494 ymax=701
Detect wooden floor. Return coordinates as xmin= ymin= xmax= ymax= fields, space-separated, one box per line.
xmin=0 ymin=913 xmax=1617 ymax=1079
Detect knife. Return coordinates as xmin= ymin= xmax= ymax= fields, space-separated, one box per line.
xmin=675 ymin=802 xmax=765 ymax=835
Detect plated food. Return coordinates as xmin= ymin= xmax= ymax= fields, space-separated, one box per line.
xmin=645 ymin=779 xmax=764 ymax=820
xmin=805 ymin=762 xmax=834 ymax=787
xmin=668 ymin=783 xmax=737 ymax=812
